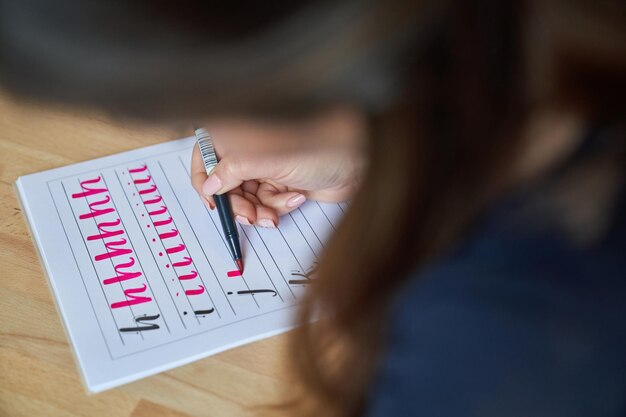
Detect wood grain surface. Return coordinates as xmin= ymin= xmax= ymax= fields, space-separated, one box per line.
xmin=0 ymin=92 xmax=291 ymax=417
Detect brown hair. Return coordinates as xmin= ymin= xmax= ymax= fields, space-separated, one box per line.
xmin=1 ymin=1 xmax=624 ymax=416
xmin=288 ymin=1 xmax=626 ymax=416
xmin=289 ymin=2 xmax=527 ymax=415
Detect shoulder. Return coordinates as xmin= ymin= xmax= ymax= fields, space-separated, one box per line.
xmin=364 ymin=221 xmax=626 ymax=417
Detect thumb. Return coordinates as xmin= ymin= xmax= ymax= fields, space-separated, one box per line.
xmin=200 ymin=155 xmax=285 ymax=197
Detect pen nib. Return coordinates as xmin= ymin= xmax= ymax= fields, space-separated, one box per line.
xmin=236 ymin=259 xmax=244 ymax=273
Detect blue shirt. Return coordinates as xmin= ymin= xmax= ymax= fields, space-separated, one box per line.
xmin=365 ymin=148 xmax=626 ymax=416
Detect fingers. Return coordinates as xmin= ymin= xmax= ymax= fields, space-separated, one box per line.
xmin=192 ymin=142 xmax=305 ymax=227
xmin=191 ymin=143 xmax=214 ymax=209
xmin=228 ymin=192 xmax=257 ymax=225
xmin=241 ymin=180 xmax=259 ymax=195
xmin=256 ymin=182 xmax=307 ymax=216
xmin=228 ymin=183 xmax=279 ymax=228
xmin=254 ymin=204 xmax=279 ymax=228
xmin=201 ymin=154 xmax=287 ymax=197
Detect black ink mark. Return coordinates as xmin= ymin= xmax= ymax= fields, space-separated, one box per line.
xmin=289 ymin=263 xmax=319 ymax=285
xmin=194 ymin=308 xmax=215 ymax=316
xmin=119 ymin=314 xmax=161 ymax=333
xmin=288 ymin=279 xmax=311 ymax=285
xmin=237 ymin=289 xmax=277 ymax=297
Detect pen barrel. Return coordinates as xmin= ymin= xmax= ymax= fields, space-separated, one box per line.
xmin=214 ymin=194 xmax=242 ymax=260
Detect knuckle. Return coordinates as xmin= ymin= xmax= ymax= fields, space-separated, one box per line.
xmin=220 ymin=156 xmax=242 ymax=180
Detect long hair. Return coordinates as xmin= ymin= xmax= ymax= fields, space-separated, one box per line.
xmin=290 ymin=2 xmax=529 ymax=415
xmin=1 ymin=1 xmax=624 ymax=416
xmin=289 ymin=2 xmax=626 ymax=415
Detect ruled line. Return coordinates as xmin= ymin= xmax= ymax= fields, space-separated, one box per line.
xmin=48 ymin=181 xmax=116 ymax=358
xmin=101 ymin=173 xmax=171 ymax=334
xmin=298 ymin=207 xmax=325 ymax=251
xmin=113 ymin=170 xmax=186 ymax=330
xmin=177 ymin=156 xmax=260 ymax=308
xmin=156 ymin=161 xmax=236 ymax=316
xmin=78 ymin=176 xmax=146 ymax=341
xmin=61 ymin=181 xmax=128 ymax=345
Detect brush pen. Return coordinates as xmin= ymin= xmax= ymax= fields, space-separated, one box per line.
xmin=194 ymin=127 xmax=244 ymax=272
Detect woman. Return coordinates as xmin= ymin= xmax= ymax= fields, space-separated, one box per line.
xmin=1 ymin=0 xmax=624 ymax=416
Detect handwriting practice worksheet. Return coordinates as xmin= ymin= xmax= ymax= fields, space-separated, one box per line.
xmin=15 ymin=137 xmax=345 ymax=393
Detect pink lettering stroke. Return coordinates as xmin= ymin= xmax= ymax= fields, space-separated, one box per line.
xmin=127 ymin=165 xmax=215 ymax=316
xmin=111 ymin=284 xmax=152 ymax=309
xmin=72 ymin=174 xmax=156 ymax=315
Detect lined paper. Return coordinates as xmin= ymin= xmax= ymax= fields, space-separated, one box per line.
xmin=15 ymin=137 xmax=341 ymax=392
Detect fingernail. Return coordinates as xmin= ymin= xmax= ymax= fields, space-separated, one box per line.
xmin=202 ymin=197 xmax=215 ymax=210
xmin=287 ymin=194 xmax=306 ymax=208
xmin=235 ymin=215 xmax=252 ymax=226
xmin=202 ymin=174 xmax=222 ymax=196
xmin=258 ymin=218 xmax=276 ymax=228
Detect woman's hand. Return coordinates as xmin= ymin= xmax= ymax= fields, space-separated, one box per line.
xmin=190 ymin=107 xmax=367 ymax=227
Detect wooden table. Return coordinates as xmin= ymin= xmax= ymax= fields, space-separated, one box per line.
xmin=0 ymin=92 xmax=290 ymax=417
